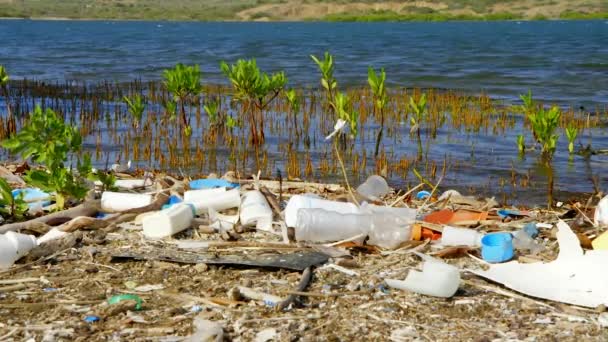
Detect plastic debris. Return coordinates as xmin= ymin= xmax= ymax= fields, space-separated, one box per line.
xmin=188 ymin=316 xmax=223 ymax=342
xmin=356 ymin=175 xmax=390 ymax=200
xmin=481 ymin=232 xmax=514 ymax=263
xmin=385 ymin=252 xmax=460 ymax=298
xmin=440 ymin=226 xmax=483 ymax=247
xmin=471 ymin=220 xmax=608 ymax=308
xmin=107 ymin=294 xmax=143 ymax=311
xmin=84 ymin=315 xmax=100 ymax=323
xmin=189 ymin=178 xmax=239 ymax=190
xmin=0 ymin=231 xmax=38 ymax=269
xmin=416 ymin=190 xmax=431 ymax=200
xmin=142 ymin=203 xmax=194 ymax=239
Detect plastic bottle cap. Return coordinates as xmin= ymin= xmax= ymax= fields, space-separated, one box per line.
xmin=481 ymin=233 xmax=514 ymax=263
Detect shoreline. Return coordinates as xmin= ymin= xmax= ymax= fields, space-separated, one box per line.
xmin=1 ymin=16 xmax=607 ymax=23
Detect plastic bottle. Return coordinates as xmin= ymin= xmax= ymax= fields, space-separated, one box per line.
xmin=356 ymin=175 xmax=390 ymax=200
xmin=142 ymin=203 xmax=194 ymax=239
xmin=361 ymin=202 xmax=417 ymax=249
xmin=441 ymin=226 xmax=484 ymax=247
xmin=186 ymin=188 xmax=241 ymax=215
xmin=0 ymin=232 xmax=38 ymax=269
xmin=183 ymin=187 xmax=226 ymax=203
xmin=284 ymin=195 xmax=359 ymax=227
xmin=240 ymin=190 xmax=273 ymax=231
xmin=295 ymin=208 xmax=371 ymax=243
xmin=101 ymin=192 xmax=153 ymax=212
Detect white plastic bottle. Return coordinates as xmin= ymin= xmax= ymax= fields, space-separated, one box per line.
xmin=0 ymin=232 xmax=38 ymax=269
xmin=295 ymin=208 xmax=371 ymax=243
xmin=101 ymin=192 xmax=153 ymax=212
xmin=186 ymin=188 xmax=241 ymax=215
xmin=285 ymin=195 xmax=359 ymax=227
xmin=240 ymin=190 xmax=273 ymax=231
xmin=441 ymin=226 xmax=484 ymax=247
xmin=184 ymin=187 xmax=226 ymax=202
xmin=142 ymin=203 xmax=195 ymax=239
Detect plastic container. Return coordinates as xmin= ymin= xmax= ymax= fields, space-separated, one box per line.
xmin=0 ymin=232 xmax=38 ymax=269
xmin=184 ymin=187 xmax=226 ymax=203
xmin=11 ymin=188 xmax=51 ymax=210
xmin=240 ymin=190 xmax=273 ymax=231
xmin=481 ymin=232 xmax=514 ymax=263
xmin=385 ymin=253 xmax=460 ymax=298
xmin=592 ymin=230 xmax=608 ymax=250
xmin=142 ymin=203 xmax=195 ymax=239
xmin=441 ymin=226 xmax=484 ymax=247
xmin=356 ymin=175 xmax=390 ymax=200
xmin=189 ymin=178 xmax=239 ymax=190
xmin=187 ymin=188 xmax=241 ymax=215
xmin=512 ymin=229 xmax=542 ymax=254
xmin=359 ymin=203 xmax=416 ymax=249
xmin=114 ymin=179 xmax=153 ymax=189
xmin=295 ymin=208 xmax=371 ymax=243
xmin=284 ymin=195 xmax=359 ymax=228
xmin=595 ymin=194 xmax=608 ymax=226
xmin=101 ymin=192 xmax=153 ymax=212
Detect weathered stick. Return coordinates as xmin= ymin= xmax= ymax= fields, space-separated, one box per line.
xmin=276 ymin=266 xmax=313 ymax=311
xmin=0 ymin=200 xmax=100 ymax=234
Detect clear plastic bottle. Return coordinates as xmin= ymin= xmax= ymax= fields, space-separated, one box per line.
xmin=356 ymin=175 xmax=390 ymax=200
xmin=295 ymin=208 xmax=371 ymax=243
xmin=285 ymin=195 xmax=359 ymax=227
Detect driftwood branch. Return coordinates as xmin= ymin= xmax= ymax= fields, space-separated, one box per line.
xmin=0 ymin=200 xmax=100 ymax=234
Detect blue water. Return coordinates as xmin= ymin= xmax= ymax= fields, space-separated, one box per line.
xmin=1 ymin=19 xmax=608 ymax=205
xmin=1 ymin=20 xmax=608 ymax=108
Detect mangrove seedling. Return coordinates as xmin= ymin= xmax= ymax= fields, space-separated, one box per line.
xmin=566 ymin=125 xmax=578 ymax=154
xmin=519 ymin=90 xmax=536 ymax=116
xmin=123 ymin=94 xmax=146 ymax=130
xmin=528 ymin=105 xmax=561 ymax=160
xmin=163 ymin=63 xmax=202 ymax=127
xmin=310 ymin=52 xmax=337 ymax=103
xmin=368 ymin=66 xmax=388 ymax=157
xmin=204 ymin=100 xmax=220 ymax=127
xmin=409 ymin=93 xmax=428 ymax=159
xmin=285 ymin=88 xmax=300 ymax=136
xmin=2 ymin=106 xmax=91 ymax=210
xmin=0 ymin=65 xmax=15 ymax=134
xmin=0 ymin=177 xmax=28 ymax=220
xmin=517 ymin=134 xmax=526 ymax=154
xmin=220 ymin=58 xmax=287 ymax=145
xmin=162 ymin=99 xmax=178 ymax=122
xmin=331 ymin=92 xmax=359 ymax=138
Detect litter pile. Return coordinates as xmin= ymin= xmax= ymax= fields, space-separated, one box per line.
xmin=1 ymin=166 xmax=608 ymax=340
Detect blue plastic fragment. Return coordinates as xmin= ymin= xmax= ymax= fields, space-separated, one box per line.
xmin=161 ymin=195 xmax=184 ymax=210
xmin=416 ymin=190 xmax=431 ymax=200
xmin=189 ymin=179 xmax=239 ymax=190
xmin=11 ymin=188 xmax=52 ymax=208
xmin=523 ymin=222 xmax=539 ymax=238
xmin=190 ymin=305 xmax=203 ymax=313
xmin=95 ymin=212 xmax=107 ymax=219
xmin=481 ymin=232 xmax=514 ymax=263
xmin=42 ymin=287 xmax=57 ymax=292
xmin=497 ymin=209 xmax=524 ymax=219
xmin=84 ymin=315 xmax=100 ymax=323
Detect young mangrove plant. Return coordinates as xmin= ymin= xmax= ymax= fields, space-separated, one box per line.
xmin=310 ymin=52 xmax=337 ymax=104
xmin=163 ymin=63 xmax=202 ymax=130
xmin=517 ymin=134 xmax=526 ymax=155
xmin=123 ymin=94 xmax=145 ymax=130
xmin=0 ymin=65 xmax=15 ymax=135
xmin=528 ymin=105 xmax=561 ymax=160
xmin=409 ymin=93 xmax=428 ymax=160
xmin=367 ymin=66 xmax=388 ymax=157
xmin=285 ymin=89 xmax=300 ymax=137
xmin=0 ymin=177 xmax=28 ymax=220
xmin=220 ymin=59 xmax=286 ymax=145
xmin=566 ymin=125 xmax=578 ymax=154
xmin=2 ymin=106 xmax=91 ymax=210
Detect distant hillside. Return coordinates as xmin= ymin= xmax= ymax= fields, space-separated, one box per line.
xmin=0 ymin=0 xmax=606 ymax=21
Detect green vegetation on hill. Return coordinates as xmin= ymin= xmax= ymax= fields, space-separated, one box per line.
xmin=0 ymin=0 xmax=606 ymax=21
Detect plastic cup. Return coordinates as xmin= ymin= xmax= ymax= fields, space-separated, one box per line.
xmin=481 ymin=232 xmax=514 ymax=263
